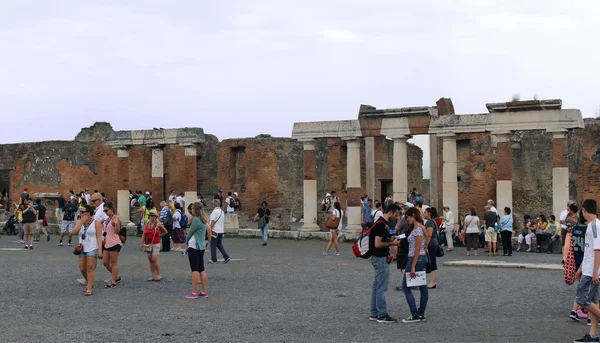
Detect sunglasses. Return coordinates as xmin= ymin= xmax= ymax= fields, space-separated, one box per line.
xmin=81 ymin=211 xmax=89 ymax=214
xmin=103 ymin=209 xmax=111 ymax=213
xmin=149 ymin=214 xmax=157 ymax=217
xmin=92 ymin=199 xmax=101 ymax=203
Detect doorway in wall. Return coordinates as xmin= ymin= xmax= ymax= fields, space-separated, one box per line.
xmin=379 ymin=179 xmax=393 ymax=204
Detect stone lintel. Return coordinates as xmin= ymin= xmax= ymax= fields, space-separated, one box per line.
xmin=492 ymin=132 xmax=512 ymax=143
xmin=33 ymin=192 xmax=61 ymax=199
xmin=360 ymin=106 xmax=431 ymax=118
xmin=486 ymin=99 xmax=562 ymax=113
xmin=292 ymin=120 xmax=362 ymax=141
xmin=147 ymin=144 xmax=165 ymax=150
xmin=107 ymin=127 xmax=205 ymax=148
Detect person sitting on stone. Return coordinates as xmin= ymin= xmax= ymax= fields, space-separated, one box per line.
xmin=517 ymin=215 xmax=537 ymax=252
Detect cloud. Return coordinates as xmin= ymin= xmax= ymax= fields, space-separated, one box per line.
xmin=320 ymin=29 xmax=362 ymax=43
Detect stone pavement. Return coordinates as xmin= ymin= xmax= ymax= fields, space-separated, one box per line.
xmin=0 ymin=235 xmax=589 ymax=343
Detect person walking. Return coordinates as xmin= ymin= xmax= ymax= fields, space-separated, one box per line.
xmin=172 ymin=202 xmax=186 ymax=252
xmin=184 ymin=202 xmax=210 ymax=299
xmin=563 ymin=203 xmax=580 ymax=262
xmin=368 ymin=203 xmax=401 ymax=323
xmin=362 ymin=199 xmax=374 ymax=229
xmin=323 ymin=202 xmax=343 ymax=256
xmin=34 ymin=199 xmax=50 ymax=242
xmin=442 ymin=205 xmax=454 ymax=252
xmin=22 ymin=199 xmax=37 ymax=250
xmin=56 ymin=194 xmax=65 ymax=224
xmin=59 ymin=198 xmax=78 ymax=247
xmin=401 ymin=207 xmax=429 ymax=323
xmin=483 ymin=205 xmax=497 ymax=256
xmin=159 ymin=201 xmax=173 ymax=252
xmin=140 ymin=209 xmax=167 ymax=281
xmin=101 ymin=202 xmax=122 ymax=288
xmin=500 ymin=207 xmax=514 ymax=256
xmin=424 ymin=207 xmax=440 ymax=289
xmin=72 ymin=205 xmax=103 ymax=296
xmin=209 ymin=199 xmax=230 ymax=264
xmin=464 ymin=208 xmax=481 ymax=256
xmin=255 ymin=201 xmax=271 ymax=246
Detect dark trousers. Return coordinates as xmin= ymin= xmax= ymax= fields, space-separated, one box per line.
xmin=161 ymin=225 xmax=172 ymax=252
xmin=547 ymin=235 xmax=560 ymax=253
xmin=535 ymin=233 xmax=546 ymax=252
xmin=501 ymin=230 xmax=512 ymax=255
xmin=210 ymin=233 xmax=230 ymax=262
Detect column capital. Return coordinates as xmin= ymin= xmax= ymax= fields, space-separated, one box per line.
xmin=549 ymin=130 xmax=568 ymax=139
xmin=147 ymin=144 xmax=165 ymax=150
xmin=391 ymin=136 xmax=408 ymax=143
xmin=344 ymin=139 xmax=361 ymax=149
xmin=300 ymin=139 xmax=316 ymax=150
xmin=439 ymin=134 xmax=456 ymax=141
xmin=492 ymin=132 xmax=512 ymax=143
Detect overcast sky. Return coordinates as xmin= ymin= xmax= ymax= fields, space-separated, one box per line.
xmin=1 ymin=0 xmax=598 ymax=166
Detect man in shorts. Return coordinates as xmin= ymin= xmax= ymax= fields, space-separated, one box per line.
xmin=574 ymin=199 xmax=600 ymax=343
xmin=484 ymin=205 xmax=498 ymax=256
xmin=58 ymin=198 xmax=78 ymax=247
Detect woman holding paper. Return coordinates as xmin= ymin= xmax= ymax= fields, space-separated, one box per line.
xmin=400 ymin=207 xmax=429 ymax=323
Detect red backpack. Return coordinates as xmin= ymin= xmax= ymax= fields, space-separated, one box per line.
xmin=352 ymin=219 xmax=385 ymax=259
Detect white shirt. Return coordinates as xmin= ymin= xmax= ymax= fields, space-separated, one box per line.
xmin=372 ymin=209 xmax=383 ymax=222
xmin=175 ymin=196 xmax=184 ymax=208
xmin=490 ymin=206 xmax=498 ymax=215
xmin=94 ymin=202 xmax=108 ymax=223
xmin=79 ymin=219 xmax=98 ymax=253
xmin=169 ymin=195 xmax=176 ymax=202
xmin=329 ymin=197 xmax=340 ymax=213
xmin=84 ymin=193 xmax=91 ymax=204
xmin=334 ymin=209 xmax=344 ymax=231
xmin=172 ymin=210 xmax=182 ymax=229
xmin=226 ymin=197 xmax=234 ymax=212
xmin=444 ymin=210 xmax=455 ymax=228
xmin=465 ymin=215 xmax=480 ymax=234
xmin=210 ymin=207 xmax=225 ymax=234
xmin=582 ymin=218 xmax=600 ymax=277
xmin=560 ymin=209 xmax=569 ymax=230
xmin=188 ymin=234 xmax=197 ymax=250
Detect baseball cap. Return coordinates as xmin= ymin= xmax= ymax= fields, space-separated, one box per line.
xmin=218 ymin=189 xmax=223 ymax=193
xmin=326 ymin=193 xmax=331 ymax=197
xmin=234 ymin=192 xmax=238 ymax=196
xmin=145 ymin=191 xmax=150 ymax=195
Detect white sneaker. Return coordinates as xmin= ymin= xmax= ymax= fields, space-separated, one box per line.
xmin=322 ymin=252 xmax=328 ymax=256
xmin=67 ymin=243 xmax=72 ymax=247
xmin=17 ymin=240 xmax=24 ymax=244
xmin=57 ymin=242 xmax=63 ymax=246
xmin=335 ymin=252 xmax=340 ymax=256
xmin=77 ymin=278 xmax=87 ymax=286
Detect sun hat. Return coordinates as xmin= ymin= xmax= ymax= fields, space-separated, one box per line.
xmin=148 ymin=209 xmax=159 ymax=217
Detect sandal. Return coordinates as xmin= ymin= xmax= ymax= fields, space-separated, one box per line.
xmin=152 ymin=278 xmax=162 ymax=282
xmin=84 ymin=291 xmax=93 ymax=296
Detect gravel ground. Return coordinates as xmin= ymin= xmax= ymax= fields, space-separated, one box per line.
xmin=0 ymin=235 xmax=589 ymax=343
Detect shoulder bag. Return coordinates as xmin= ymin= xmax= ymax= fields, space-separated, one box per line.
xmin=73 ymin=222 xmax=89 ymax=255
xmin=211 ymin=210 xmax=223 ymax=238
xmin=143 ymin=224 xmax=158 ymax=253
xmin=325 ymin=210 xmax=341 ymax=229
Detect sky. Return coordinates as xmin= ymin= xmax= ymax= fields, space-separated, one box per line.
xmin=1 ymin=0 xmax=599 ymax=176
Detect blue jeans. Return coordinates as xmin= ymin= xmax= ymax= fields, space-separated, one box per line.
xmin=370 ymin=256 xmax=390 ymax=319
xmin=261 ymin=224 xmax=269 ymax=243
xmin=210 ymin=233 xmax=230 ymax=262
xmin=402 ymin=255 xmax=429 ymax=318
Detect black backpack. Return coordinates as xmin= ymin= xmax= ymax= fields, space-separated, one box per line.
xmin=163 ymin=209 xmax=173 ymax=227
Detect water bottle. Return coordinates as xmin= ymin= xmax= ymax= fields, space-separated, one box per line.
xmin=494 ymin=222 xmax=499 ymax=232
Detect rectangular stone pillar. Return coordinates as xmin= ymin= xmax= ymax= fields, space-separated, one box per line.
xmin=552 ymin=131 xmax=569 ymax=218
xmin=184 ymin=145 xmax=198 ymax=217
xmin=364 ymin=136 xmax=375 ymax=199
xmin=151 ymin=146 xmax=164 ymax=203
xmin=346 ymin=140 xmax=362 ymax=234
xmin=393 ymin=136 xmax=408 ymax=203
xmin=429 ymin=134 xmax=440 ymax=207
xmin=442 ymin=135 xmax=458 ymax=225
xmin=495 ymin=133 xmax=513 ymax=214
xmin=300 ymin=140 xmax=319 ymax=232
xmin=117 ymin=148 xmax=130 ymax=223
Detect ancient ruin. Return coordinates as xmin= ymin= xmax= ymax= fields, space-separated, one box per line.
xmin=1 ymin=98 xmax=597 ymax=236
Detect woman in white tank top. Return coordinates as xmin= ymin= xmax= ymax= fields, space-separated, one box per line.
xmin=72 ymin=205 xmax=103 ymax=296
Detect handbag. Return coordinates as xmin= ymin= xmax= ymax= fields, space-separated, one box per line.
xmin=43 ymin=218 xmax=48 ymax=227
xmin=325 ymin=211 xmax=341 ymax=229
xmin=436 ymin=244 xmax=445 ymax=257
xmin=143 ymin=224 xmax=158 ymax=253
xmin=72 ymin=243 xmax=83 ymax=255
xmin=425 ymin=252 xmax=432 ymax=274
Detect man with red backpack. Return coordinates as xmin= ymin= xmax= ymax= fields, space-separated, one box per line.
xmin=368 ymin=203 xmax=401 ymax=324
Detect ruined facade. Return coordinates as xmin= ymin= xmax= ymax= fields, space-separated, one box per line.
xmin=0 ymin=123 xmax=423 ymax=230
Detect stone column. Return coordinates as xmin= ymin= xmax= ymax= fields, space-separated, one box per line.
xmin=552 ymin=131 xmax=569 ymax=218
xmin=184 ymin=145 xmax=198 ymax=217
xmin=116 ymin=148 xmax=130 ymax=223
xmin=441 ymin=135 xmax=458 ymax=225
xmin=300 ymin=140 xmax=319 ymax=232
xmin=346 ymin=140 xmax=362 ymax=235
xmin=392 ymin=136 xmax=408 ymax=202
xmin=150 ymin=146 xmax=165 ymax=203
xmin=364 ymin=136 xmax=375 ymax=199
xmin=494 ymin=133 xmax=513 ymax=213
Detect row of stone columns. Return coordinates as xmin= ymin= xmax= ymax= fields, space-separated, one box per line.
xmin=115 ymin=145 xmax=198 ymax=223
xmin=300 ymin=130 xmax=571 ymax=234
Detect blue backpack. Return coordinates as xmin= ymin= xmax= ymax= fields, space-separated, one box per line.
xmin=178 ymin=210 xmax=189 ymax=228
